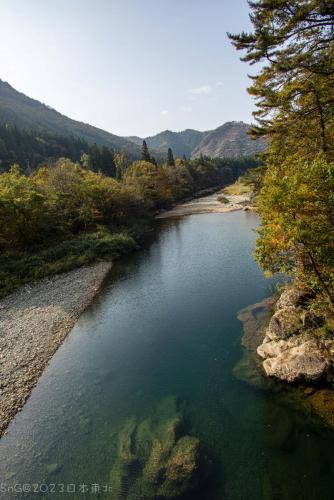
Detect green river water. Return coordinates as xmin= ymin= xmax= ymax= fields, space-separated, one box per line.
xmin=1 ymin=211 xmax=334 ymax=499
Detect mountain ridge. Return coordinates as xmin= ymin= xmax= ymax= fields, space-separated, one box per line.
xmin=0 ymin=79 xmax=265 ymax=160
xmin=127 ymin=121 xmax=265 ymax=159
xmin=0 ymin=80 xmax=141 ymax=158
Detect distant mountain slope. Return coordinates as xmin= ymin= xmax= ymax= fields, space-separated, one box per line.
xmin=0 ymin=80 xmax=141 ymax=157
xmin=128 ymin=122 xmax=265 ymax=159
xmin=0 ymin=80 xmax=265 ymax=161
xmin=191 ymin=121 xmax=265 ymax=158
xmin=128 ymin=129 xmax=206 ymax=158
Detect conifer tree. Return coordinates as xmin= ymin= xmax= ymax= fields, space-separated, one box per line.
xmin=230 ymin=0 xmax=334 ymax=306
xmin=167 ymin=148 xmax=175 ymax=166
xmin=141 ymin=140 xmax=151 ymax=162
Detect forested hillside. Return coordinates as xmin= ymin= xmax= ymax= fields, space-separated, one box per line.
xmin=230 ymin=1 xmax=334 ymax=312
xmin=0 ymin=80 xmax=140 ymax=157
xmin=0 ymin=124 xmax=116 ymax=174
xmin=0 ymin=79 xmax=265 ymax=162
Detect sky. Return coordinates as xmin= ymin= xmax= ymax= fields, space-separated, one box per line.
xmin=0 ymin=0 xmax=255 ymax=137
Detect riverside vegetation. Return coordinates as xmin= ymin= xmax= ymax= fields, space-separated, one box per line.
xmin=0 ymin=140 xmax=259 ymax=297
xmin=230 ymin=1 xmax=334 ymax=383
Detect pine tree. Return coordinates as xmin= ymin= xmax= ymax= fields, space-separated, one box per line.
xmin=167 ymin=148 xmax=175 ymax=166
xmin=101 ymin=146 xmax=116 ymax=177
xmin=141 ymin=140 xmax=151 ymax=162
xmin=229 ymin=0 xmax=334 ymax=306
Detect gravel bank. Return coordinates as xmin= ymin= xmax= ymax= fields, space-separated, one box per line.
xmin=156 ymin=192 xmax=252 ymax=219
xmin=0 ymin=261 xmax=112 ymax=437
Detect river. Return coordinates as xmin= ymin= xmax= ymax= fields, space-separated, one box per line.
xmin=1 ymin=211 xmax=334 ymax=499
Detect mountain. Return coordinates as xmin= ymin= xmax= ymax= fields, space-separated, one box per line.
xmin=128 ymin=129 xmax=206 ymax=158
xmin=191 ymin=121 xmax=265 ymax=158
xmin=128 ymin=122 xmax=265 ymax=159
xmin=0 ymin=80 xmax=141 ymax=158
xmin=0 ymin=80 xmax=265 ymax=161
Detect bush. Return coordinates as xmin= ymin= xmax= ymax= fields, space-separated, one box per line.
xmin=217 ymin=195 xmax=229 ymax=204
xmin=0 ymin=230 xmax=138 ymax=298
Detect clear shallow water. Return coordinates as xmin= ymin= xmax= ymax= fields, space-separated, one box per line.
xmin=1 ymin=212 xmax=334 ymax=499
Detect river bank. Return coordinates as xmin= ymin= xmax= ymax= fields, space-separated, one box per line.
xmin=0 ymin=261 xmax=111 ymax=437
xmin=156 ymin=189 xmax=253 ymax=219
xmin=236 ymin=288 xmax=334 ymax=429
xmin=0 ymin=185 xmax=246 ymax=439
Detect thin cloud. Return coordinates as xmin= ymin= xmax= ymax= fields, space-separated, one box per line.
xmin=161 ymin=110 xmax=169 ymax=115
xmin=216 ymin=81 xmax=223 ymax=87
xmin=181 ymin=105 xmax=192 ymax=112
xmin=189 ymin=85 xmax=212 ymax=95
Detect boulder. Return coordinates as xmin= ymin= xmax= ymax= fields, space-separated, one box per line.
xmin=257 ymin=336 xmax=302 ymax=359
xmin=260 ymin=338 xmax=332 ymax=383
xmin=276 ymin=286 xmax=315 ymax=310
xmin=266 ymin=307 xmax=303 ymax=340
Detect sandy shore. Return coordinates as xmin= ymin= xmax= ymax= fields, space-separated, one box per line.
xmin=156 ymin=191 xmax=252 ymax=219
xmin=0 ymin=261 xmax=111 ymax=437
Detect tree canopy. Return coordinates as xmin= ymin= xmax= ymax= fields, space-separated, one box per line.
xmin=230 ymin=0 xmax=334 ymax=306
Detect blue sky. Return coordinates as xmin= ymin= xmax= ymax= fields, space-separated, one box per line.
xmin=0 ymin=0 xmax=254 ymax=137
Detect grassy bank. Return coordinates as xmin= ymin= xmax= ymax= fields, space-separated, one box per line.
xmin=0 ymin=229 xmax=139 ymax=298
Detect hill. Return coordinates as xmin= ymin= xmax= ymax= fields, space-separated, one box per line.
xmin=128 ymin=129 xmax=205 ymax=158
xmin=128 ymin=122 xmax=265 ymax=159
xmin=192 ymin=121 xmax=265 ymax=158
xmin=0 ymin=80 xmax=265 ymax=161
xmin=0 ymin=80 xmax=141 ymax=158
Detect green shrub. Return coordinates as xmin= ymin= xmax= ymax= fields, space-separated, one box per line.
xmin=217 ymin=195 xmax=230 ymax=204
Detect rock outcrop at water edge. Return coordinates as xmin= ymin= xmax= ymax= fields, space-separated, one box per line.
xmin=257 ymin=286 xmax=334 ymax=383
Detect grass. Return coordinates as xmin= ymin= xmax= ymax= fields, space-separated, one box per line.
xmin=0 ymin=229 xmax=138 ymax=299
xmin=217 ymin=195 xmax=230 ymax=204
xmin=222 ymin=181 xmax=252 ymax=196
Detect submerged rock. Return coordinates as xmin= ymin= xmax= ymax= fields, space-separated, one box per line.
xmin=233 ymin=352 xmax=268 ymax=390
xmin=158 ymin=435 xmax=200 ymax=498
xmin=309 ymin=389 xmax=334 ymax=427
xmin=237 ymin=297 xmax=275 ymax=351
xmin=110 ymin=396 xmax=207 ymax=499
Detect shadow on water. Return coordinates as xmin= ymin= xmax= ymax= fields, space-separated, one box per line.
xmin=0 ymin=212 xmax=334 ymax=499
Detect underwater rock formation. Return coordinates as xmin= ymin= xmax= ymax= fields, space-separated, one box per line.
xmin=110 ymin=396 xmax=206 ymax=499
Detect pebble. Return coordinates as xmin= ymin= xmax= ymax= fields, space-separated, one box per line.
xmin=0 ymin=262 xmax=112 ymax=437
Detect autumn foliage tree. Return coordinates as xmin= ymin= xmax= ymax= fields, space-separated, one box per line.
xmin=230 ymin=0 xmax=334 ymax=305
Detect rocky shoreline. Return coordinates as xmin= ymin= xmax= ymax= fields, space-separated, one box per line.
xmin=257 ymin=285 xmax=334 ymax=383
xmin=0 ymin=261 xmax=112 ymax=437
xmin=236 ymin=286 xmax=334 ymax=428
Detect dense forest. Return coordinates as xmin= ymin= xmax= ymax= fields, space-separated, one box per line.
xmin=230 ymin=0 xmax=334 ymax=311
xmin=0 ymin=128 xmax=260 ymax=297
xmin=0 ymin=124 xmax=116 ymax=175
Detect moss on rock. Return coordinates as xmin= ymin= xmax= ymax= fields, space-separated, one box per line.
xmin=110 ymin=396 xmax=206 ymax=499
